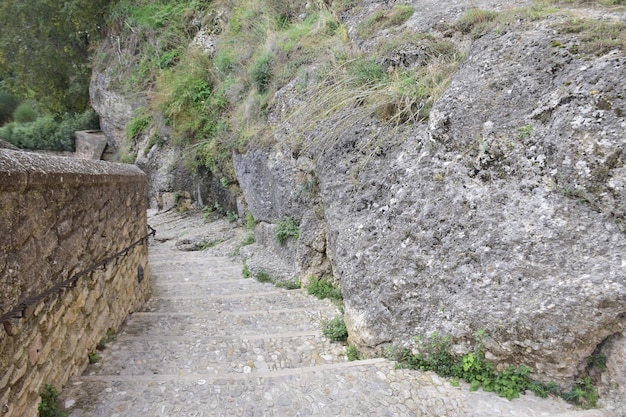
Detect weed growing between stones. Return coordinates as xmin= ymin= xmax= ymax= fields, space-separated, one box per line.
xmin=389 ymin=330 xmax=603 ymax=407
xmin=275 ymin=219 xmax=300 ymax=243
xmin=96 ymin=327 xmax=116 ymax=351
xmin=38 ymin=384 xmax=66 ymax=417
xmin=346 ymin=345 xmax=360 ymax=361
xmin=323 ymin=315 xmax=348 ymax=342
xmin=275 ymin=279 xmax=301 ymax=290
xmin=88 ymin=351 xmax=102 ymax=364
xmin=242 ymin=260 xmax=251 ymax=278
xmin=307 ymin=276 xmax=343 ymax=307
xmin=256 ymin=271 xmax=274 ymax=283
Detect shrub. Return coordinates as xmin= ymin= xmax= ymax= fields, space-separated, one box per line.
xmin=127 ymin=115 xmax=152 ymax=140
xmin=249 ymin=52 xmax=274 ymax=93
xmin=38 ymin=384 xmax=66 ymax=417
xmin=0 ymin=91 xmax=20 ymax=125
xmin=307 ymin=276 xmax=343 ymax=303
xmin=13 ymin=102 xmax=38 ymax=123
xmin=1 ymin=109 xmax=98 ymax=151
xmin=256 ymin=271 xmax=273 ymax=283
xmin=323 ymin=315 xmax=348 ymax=342
xmin=346 ymin=345 xmax=360 ymax=361
xmin=275 ymin=219 xmax=299 ymax=243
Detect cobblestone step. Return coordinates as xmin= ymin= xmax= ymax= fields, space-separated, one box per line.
xmin=144 ymin=292 xmax=341 ymax=313
xmin=120 ymin=310 xmax=335 ymax=338
xmin=83 ymin=332 xmax=347 ymax=377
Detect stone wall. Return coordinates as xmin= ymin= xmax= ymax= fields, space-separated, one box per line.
xmin=0 ymin=149 xmax=150 ymax=417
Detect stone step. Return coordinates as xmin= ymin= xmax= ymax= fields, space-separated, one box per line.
xmin=143 ymin=290 xmax=341 ymax=313
xmin=82 ymin=331 xmax=347 ymax=377
xmin=60 ymin=358 xmax=594 ymax=417
xmin=121 ymin=310 xmax=336 ymax=338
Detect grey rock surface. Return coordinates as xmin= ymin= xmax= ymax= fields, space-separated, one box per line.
xmin=233 ymin=1 xmax=626 ymax=410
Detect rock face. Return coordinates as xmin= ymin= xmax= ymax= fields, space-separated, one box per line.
xmin=233 ymin=2 xmax=626 ymax=410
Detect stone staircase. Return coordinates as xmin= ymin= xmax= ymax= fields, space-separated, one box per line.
xmin=58 ymin=212 xmax=609 ymax=417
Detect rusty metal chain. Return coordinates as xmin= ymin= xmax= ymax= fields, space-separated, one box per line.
xmin=0 ymin=225 xmax=156 ymax=325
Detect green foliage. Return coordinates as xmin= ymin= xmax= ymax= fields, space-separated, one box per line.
xmin=256 ymin=271 xmax=274 ymax=283
xmin=562 ymin=377 xmax=598 ymax=409
xmin=307 ymin=276 xmax=343 ymax=304
xmin=0 ymin=0 xmax=109 ymax=113
xmin=249 ymin=52 xmax=274 ymax=93
xmin=0 ymin=91 xmax=21 ymax=125
xmin=586 ymin=352 xmax=607 ymax=371
xmin=127 ymin=115 xmax=152 ymax=140
xmin=96 ymin=328 xmax=116 ymax=351
xmin=275 ymin=219 xmax=300 ymax=243
xmin=346 ymin=345 xmax=360 ymax=361
xmin=88 ymin=351 xmax=102 ymax=364
xmin=242 ymin=260 xmax=251 ymax=278
xmin=13 ymin=102 xmax=38 ymax=123
xmin=347 ymin=58 xmax=389 ymax=87
xmin=245 ymin=212 xmax=257 ymax=230
xmin=357 ymin=5 xmax=415 ymax=37
xmin=391 ymin=330 xmax=604 ymax=406
xmin=0 ymin=109 xmax=99 ymax=151
xmin=38 ymin=384 xmax=66 ymax=417
xmin=518 ymin=124 xmax=533 ymax=139
xmin=275 ymin=279 xmax=301 ymax=290
xmin=323 ymin=315 xmax=348 ymax=342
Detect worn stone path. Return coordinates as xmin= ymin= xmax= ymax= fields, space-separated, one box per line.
xmin=58 ymin=212 xmax=610 ymax=417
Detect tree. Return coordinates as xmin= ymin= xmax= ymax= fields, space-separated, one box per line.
xmin=0 ymin=0 xmax=114 ymax=114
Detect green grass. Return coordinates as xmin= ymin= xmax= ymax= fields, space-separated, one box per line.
xmin=557 ymin=18 xmax=626 ymax=56
xmin=357 ymin=5 xmax=415 ymax=38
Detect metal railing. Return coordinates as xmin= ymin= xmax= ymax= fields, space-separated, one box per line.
xmin=0 ymin=225 xmax=156 ymax=325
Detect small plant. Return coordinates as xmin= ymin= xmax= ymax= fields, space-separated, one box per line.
xmin=275 ymin=219 xmax=300 ymax=243
xmin=518 ymin=124 xmax=533 ymax=139
xmin=307 ymin=276 xmax=343 ymax=305
xmin=256 ymin=271 xmax=274 ymax=283
xmin=346 ymin=345 xmax=360 ymax=361
xmin=245 ymin=211 xmax=257 ymax=230
xmin=126 ymin=115 xmax=152 ymax=140
xmin=249 ymin=52 xmax=274 ymax=94
xmin=96 ymin=328 xmax=116 ymax=350
xmin=38 ymin=384 xmax=67 ymax=417
xmin=391 ymin=330 xmax=604 ymax=406
xmin=323 ymin=315 xmax=348 ymax=342
xmin=88 ymin=351 xmax=102 ymax=364
xmin=234 ymin=233 xmax=256 ymax=255
xmin=242 ymin=260 xmax=251 ymax=278
xmin=276 ymin=279 xmax=301 ymax=290
xmin=586 ymin=352 xmax=607 ymax=371
xmin=226 ymin=211 xmax=239 ymax=222
xmin=562 ymin=377 xmax=598 ymax=409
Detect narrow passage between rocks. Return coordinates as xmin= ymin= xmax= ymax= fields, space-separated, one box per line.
xmin=58 ymin=211 xmax=605 ymax=417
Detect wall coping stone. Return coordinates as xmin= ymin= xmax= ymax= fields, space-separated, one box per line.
xmin=0 ymin=149 xmax=144 ymax=192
